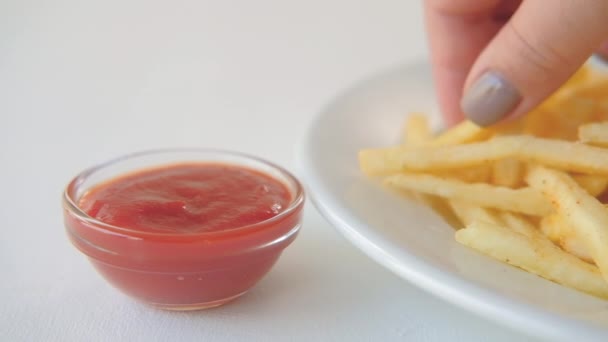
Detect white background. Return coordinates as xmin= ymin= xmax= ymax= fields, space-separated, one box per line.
xmin=1 ymin=1 xmax=537 ymax=341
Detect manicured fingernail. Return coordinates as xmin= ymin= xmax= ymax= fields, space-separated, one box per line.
xmin=461 ymin=71 xmax=521 ymax=126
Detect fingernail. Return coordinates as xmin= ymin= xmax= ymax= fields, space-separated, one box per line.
xmin=461 ymin=71 xmax=521 ymax=126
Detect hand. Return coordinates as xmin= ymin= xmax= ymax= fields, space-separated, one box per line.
xmin=425 ymin=0 xmax=608 ymax=126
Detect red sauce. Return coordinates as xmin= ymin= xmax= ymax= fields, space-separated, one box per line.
xmin=65 ymin=163 xmax=303 ymax=309
xmin=80 ymin=164 xmax=291 ymax=234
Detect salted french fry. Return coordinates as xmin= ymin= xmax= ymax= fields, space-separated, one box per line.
xmin=561 ymin=64 xmax=591 ymax=91
xmin=384 ymin=173 xmax=551 ymax=216
xmin=403 ymin=113 xmax=431 ymax=145
xmin=491 ymin=158 xmax=524 ymax=188
xmin=528 ymin=98 xmax=597 ymax=140
xmin=455 ymin=220 xmax=608 ymax=299
xmin=572 ymin=174 xmax=608 ymax=197
xmin=359 ymin=138 xmax=514 ymax=176
xmin=540 ymin=214 xmax=593 ymax=264
xmin=359 ymin=65 xmax=608 ymax=300
xmin=517 ymin=66 xmax=595 ymax=138
xmin=579 ymin=122 xmax=608 ymax=147
xmin=599 ymin=99 xmax=608 ymax=114
xmin=497 ymin=211 xmax=595 ymax=265
xmin=499 ymin=212 xmax=538 ymax=238
xmin=489 ymin=117 xmax=525 ymax=136
xmin=429 ymin=120 xmax=491 ymax=146
xmin=539 ymin=213 xmax=565 ymax=243
xmin=496 ymin=137 xmax=608 ymax=174
xmin=360 ymin=135 xmax=608 ymax=176
xmin=433 ymin=165 xmax=492 ymax=183
xmin=448 ymin=201 xmax=502 ymax=227
xmin=527 ymin=166 xmax=608 ymax=282
xmin=497 ymin=212 xmax=593 ymax=266
xmin=570 ymin=79 xmax=608 ymax=100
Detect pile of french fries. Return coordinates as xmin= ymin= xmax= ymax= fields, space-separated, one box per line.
xmin=359 ymin=65 xmax=608 ymax=299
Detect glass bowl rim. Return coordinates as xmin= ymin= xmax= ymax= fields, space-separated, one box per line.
xmin=63 ymin=148 xmax=305 ymax=238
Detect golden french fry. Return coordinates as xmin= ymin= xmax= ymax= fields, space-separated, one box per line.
xmin=572 ymin=174 xmax=608 ymax=197
xmin=599 ymin=99 xmax=608 ymax=114
xmin=499 ymin=212 xmax=538 ymax=238
xmin=449 ymin=201 xmax=502 ymax=227
xmin=359 ymin=135 xmax=608 ymax=176
xmin=455 ymin=220 xmax=608 ymax=299
xmin=539 ymin=213 xmax=565 ymax=243
xmin=531 ymin=99 xmax=597 ymax=139
xmin=498 ymin=211 xmax=592 ymax=265
xmin=540 ymin=214 xmax=594 ymax=264
xmin=359 ymin=65 xmax=608 ymax=300
xmin=489 ymin=117 xmax=526 ymax=136
xmin=501 ymin=137 xmax=608 ymax=174
xmin=491 ymin=158 xmax=524 ymax=188
xmin=497 ymin=211 xmax=594 ymax=267
xmin=579 ymin=122 xmax=608 ymax=147
xmin=359 ymin=138 xmax=513 ymax=176
xmin=384 ymin=173 xmax=551 ymax=216
xmin=570 ymin=79 xmax=608 ymax=100
xmin=526 ymin=166 xmax=608 ymax=283
xmin=403 ymin=113 xmax=432 ymax=145
xmin=429 ymin=120 xmax=491 ymax=146
xmin=563 ymin=64 xmax=591 ymax=90
xmin=433 ymin=165 xmax=492 ymax=183
xmin=515 ymin=66 xmax=593 ymax=138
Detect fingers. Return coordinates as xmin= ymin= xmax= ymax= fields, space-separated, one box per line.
xmin=598 ymin=40 xmax=608 ymax=61
xmin=462 ymin=0 xmax=608 ymax=126
xmin=424 ymin=0 xmax=506 ymax=125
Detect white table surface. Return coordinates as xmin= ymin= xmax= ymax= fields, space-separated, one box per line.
xmin=1 ymin=1 xmax=539 ymax=341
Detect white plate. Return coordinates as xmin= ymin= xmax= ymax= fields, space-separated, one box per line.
xmin=298 ymin=61 xmax=608 ymax=341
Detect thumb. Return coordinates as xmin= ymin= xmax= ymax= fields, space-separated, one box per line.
xmin=599 ymin=39 xmax=608 ymax=61
xmin=461 ymin=0 xmax=608 ymax=126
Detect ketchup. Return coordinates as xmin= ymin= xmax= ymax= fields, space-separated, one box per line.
xmin=80 ymin=164 xmax=292 ymax=234
xmin=65 ymin=162 xmax=303 ymax=310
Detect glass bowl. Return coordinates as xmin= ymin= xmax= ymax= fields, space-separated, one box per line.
xmin=63 ymin=149 xmax=304 ymax=310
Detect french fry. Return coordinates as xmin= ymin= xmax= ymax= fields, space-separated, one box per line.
xmin=360 ymin=135 xmax=608 ymax=176
xmin=561 ymin=64 xmax=591 ymax=91
xmin=455 ymin=220 xmax=608 ymax=299
xmin=540 ymin=214 xmax=593 ymax=264
xmin=579 ymin=122 xmax=608 ymax=147
xmin=599 ymin=99 xmax=608 ymax=113
xmin=448 ymin=201 xmax=502 ymax=227
xmin=539 ymin=64 xmax=591 ymax=107
xmin=359 ymin=138 xmax=514 ymax=176
xmin=384 ymin=173 xmax=551 ymax=216
xmin=450 ymin=203 xmax=539 ymax=237
xmin=539 ymin=214 xmax=566 ymax=243
xmin=499 ymin=212 xmax=537 ymax=238
xmin=525 ymin=99 xmax=597 ymax=140
xmin=429 ymin=120 xmax=491 ymax=146
xmin=402 ymin=114 xmax=491 ymax=184
xmin=491 ymin=158 xmax=524 ymax=188
xmin=571 ymin=79 xmax=608 ymax=100
xmin=433 ymin=165 xmax=492 ymax=183
xmin=489 ymin=117 xmax=525 ymax=136
xmin=359 ymin=64 xmax=608 ymax=300
xmin=496 ymin=211 xmax=594 ymax=266
xmin=572 ymin=174 xmax=608 ymax=197
xmin=497 ymin=211 xmax=596 ymax=266
xmin=526 ymin=166 xmax=608 ymax=283
xmin=403 ymin=113 xmax=431 ymax=145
